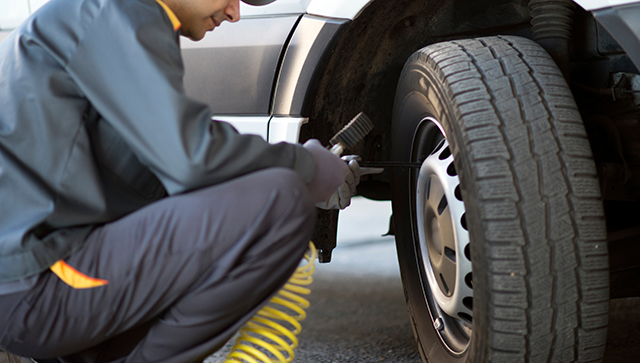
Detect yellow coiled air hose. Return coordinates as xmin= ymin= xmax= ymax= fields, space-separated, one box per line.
xmin=223 ymin=242 xmax=317 ymax=363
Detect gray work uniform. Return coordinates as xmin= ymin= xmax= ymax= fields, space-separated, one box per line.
xmin=0 ymin=0 xmax=316 ymax=361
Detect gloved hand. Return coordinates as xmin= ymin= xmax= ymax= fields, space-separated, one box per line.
xmin=315 ymin=155 xmax=384 ymax=210
xmin=303 ymin=139 xmax=349 ymax=204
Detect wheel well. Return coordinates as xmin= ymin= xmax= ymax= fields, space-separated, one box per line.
xmin=301 ymin=0 xmax=532 ymax=200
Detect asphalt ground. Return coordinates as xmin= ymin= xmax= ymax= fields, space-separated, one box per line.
xmin=205 ymin=197 xmax=640 ymax=363
xmin=205 ymin=198 xmax=419 ymax=363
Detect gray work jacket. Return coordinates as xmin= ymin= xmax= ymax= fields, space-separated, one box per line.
xmin=0 ymin=0 xmax=315 ymax=284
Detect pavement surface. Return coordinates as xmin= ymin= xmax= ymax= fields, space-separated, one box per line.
xmin=205 ymin=197 xmax=640 ymax=363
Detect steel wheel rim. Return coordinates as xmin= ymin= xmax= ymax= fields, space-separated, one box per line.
xmin=414 ymin=118 xmax=473 ymax=354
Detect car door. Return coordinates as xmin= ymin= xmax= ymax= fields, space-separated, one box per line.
xmin=181 ymin=0 xmax=312 ymax=139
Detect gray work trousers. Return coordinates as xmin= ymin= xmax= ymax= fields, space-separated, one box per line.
xmin=0 ymin=168 xmax=315 ymax=363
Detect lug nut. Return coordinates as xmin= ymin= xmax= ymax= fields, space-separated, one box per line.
xmin=434 ymin=317 xmax=444 ymax=331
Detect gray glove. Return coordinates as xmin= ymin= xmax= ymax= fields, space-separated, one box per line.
xmin=315 ymin=155 xmax=384 ymax=210
xmin=303 ymin=139 xmax=349 ymax=204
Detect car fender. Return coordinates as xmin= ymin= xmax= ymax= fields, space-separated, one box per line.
xmin=271 ymin=15 xmax=348 ymax=118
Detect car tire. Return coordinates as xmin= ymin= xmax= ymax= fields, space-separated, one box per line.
xmin=390 ymin=36 xmax=609 ymax=362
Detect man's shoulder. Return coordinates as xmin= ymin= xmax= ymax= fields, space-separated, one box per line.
xmin=31 ymin=0 xmax=170 ymax=33
xmin=25 ymin=0 xmax=177 ymax=51
xmin=107 ymin=0 xmax=176 ymax=32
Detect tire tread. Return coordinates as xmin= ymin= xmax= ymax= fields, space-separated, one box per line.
xmin=421 ymin=35 xmax=608 ymax=362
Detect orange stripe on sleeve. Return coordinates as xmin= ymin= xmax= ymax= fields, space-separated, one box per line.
xmin=50 ymin=260 xmax=109 ymax=289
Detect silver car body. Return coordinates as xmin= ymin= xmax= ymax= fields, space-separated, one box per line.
xmin=180 ymin=0 xmax=373 ymax=143
xmin=3 ymin=0 xmax=639 ymax=144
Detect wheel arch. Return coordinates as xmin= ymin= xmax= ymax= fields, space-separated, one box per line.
xmin=299 ymin=0 xmax=532 ymax=261
xmin=299 ymin=0 xmax=533 ymax=200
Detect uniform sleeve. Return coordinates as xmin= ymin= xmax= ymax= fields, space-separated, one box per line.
xmin=64 ymin=0 xmax=314 ymax=195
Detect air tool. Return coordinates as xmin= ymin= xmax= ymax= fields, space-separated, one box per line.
xmin=328 ymin=112 xmax=422 ymax=168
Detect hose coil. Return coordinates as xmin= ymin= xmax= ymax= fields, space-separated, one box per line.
xmin=223 ymin=242 xmax=317 ymax=363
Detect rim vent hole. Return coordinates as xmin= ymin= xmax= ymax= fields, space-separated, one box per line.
xmin=447 ymin=162 xmax=457 ymax=176
xmin=458 ymin=312 xmax=472 ymax=323
xmin=439 ymin=146 xmax=451 ymax=160
xmin=444 ymin=247 xmax=456 ymax=262
xmin=437 ymin=196 xmax=448 ymax=215
xmin=454 ymin=185 xmax=463 ymax=201
xmin=439 ymin=273 xmax=450 ymax=295
xmin=463 ymin=297 xmax=473 ymax=310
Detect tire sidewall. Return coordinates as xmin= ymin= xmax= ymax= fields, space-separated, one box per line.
xmin=391 ymin=50 xmax=485 ymax=363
